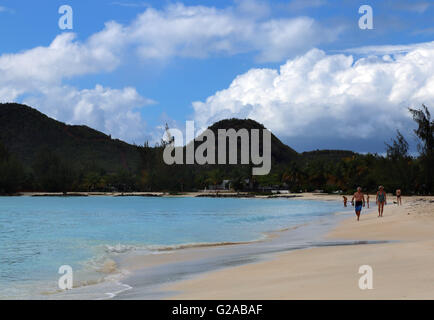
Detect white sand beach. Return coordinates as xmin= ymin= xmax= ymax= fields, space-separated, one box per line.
xmin=164 ymin=196 xmax=434 ymax=299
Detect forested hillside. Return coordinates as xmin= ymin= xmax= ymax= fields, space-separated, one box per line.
xmin=0 ymin=103 xmax=432 ymax=195
xmin=0 ymin=103 xmax=141 ymax=173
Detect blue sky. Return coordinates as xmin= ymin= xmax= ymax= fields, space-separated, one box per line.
xmin=0 ymin=0 xmax=433 ymax=153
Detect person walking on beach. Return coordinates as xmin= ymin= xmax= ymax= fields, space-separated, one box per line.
xmin=396 ymin=189 xmax=402 ymax=206
xmin=343 ymin=196 xmax=348 ymax=207
xmin=351 ymin=187 xmax=365 ymax=221
xmin=376 ymin=186 xmax=387 ymax=217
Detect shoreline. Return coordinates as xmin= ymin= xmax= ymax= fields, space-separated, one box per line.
xmin=1 ymin=194 xmax=343 ymax=300
xmin=110 ymin=207 xmax=348 ymax=300
xmin=48 ymin=196 xmax=347 ymax=299
xmin=161 ymin=196 xmax=434 ymax=299
xmin=106 ymin=197 xmax=373 ymax=299
xmin=8 ymin=191 xmax=353 ymax=200
xmin=8 ymin=194 xmax=432 ymax=299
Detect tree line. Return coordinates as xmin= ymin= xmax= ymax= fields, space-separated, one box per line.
xmin=0 ymin=105 xmax=432 ymax=195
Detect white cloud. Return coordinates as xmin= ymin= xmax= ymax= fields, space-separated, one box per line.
xmin=342 ymin=41 xmax=434 ymax=56
xmin=0 ymin=29 xmax=123 ymax=89
xmin=128 ymin=2 xmax=338 ymax=62
xmin=0 ymin=22 xmax=152 ymax=142
xmin=0 ymin=2 xmax=338 ymax=81
xmin=0 ymin=16 xmax=154 ymax=142
xmin=192 ymin=44 xmax=434 ymax=145
xmin=23 ymin=85 xmax=154 ymax=143
xmin=0 ymin=2 xmax=339 ymax=144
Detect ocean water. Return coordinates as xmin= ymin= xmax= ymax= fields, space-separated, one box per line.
xmin=0 ymin=196 xmax=343 ymax=299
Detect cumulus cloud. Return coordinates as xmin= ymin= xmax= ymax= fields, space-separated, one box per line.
xmin=23 ymin=85 xmax=154 ymax=143
xmin=0 ymin=1 xmax=339 ymax=144
xmin=192 ymin=44 xmax=434 ymax=152
xmin=0 ymin=28 xmax=124 ymax=93
xmin=0 ymin=22 xmax=150 ymax=142
xmin=128 ymin=2 xmax=338 ymax=62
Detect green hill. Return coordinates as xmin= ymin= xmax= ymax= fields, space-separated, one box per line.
xmin=1 ymin=103 xmax=355 ymax=174
xmin=206 ymin=118 xmax=299 ymax=164
xmin=4 ymin=102 xmax=409 ymax=194
xmin=0 ymin=103 xmax=141 ymax=173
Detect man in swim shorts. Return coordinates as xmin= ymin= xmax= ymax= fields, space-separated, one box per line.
xmin=351 ymin=187 xmax=365 ymax=221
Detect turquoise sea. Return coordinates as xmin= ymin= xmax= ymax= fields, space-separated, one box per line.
xmin=0 ymin=196 xmax=343 ymax=299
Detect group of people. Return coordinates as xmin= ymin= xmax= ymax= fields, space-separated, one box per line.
xmin=342 ymin=187 xmax=402 ymax=221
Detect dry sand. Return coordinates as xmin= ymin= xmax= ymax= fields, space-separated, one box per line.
xmin=165 ymin=196 xmax=434 ymax=299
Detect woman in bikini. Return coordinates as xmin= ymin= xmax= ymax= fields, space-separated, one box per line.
xmin=376 ymin=186 xmax=387 ymax=217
